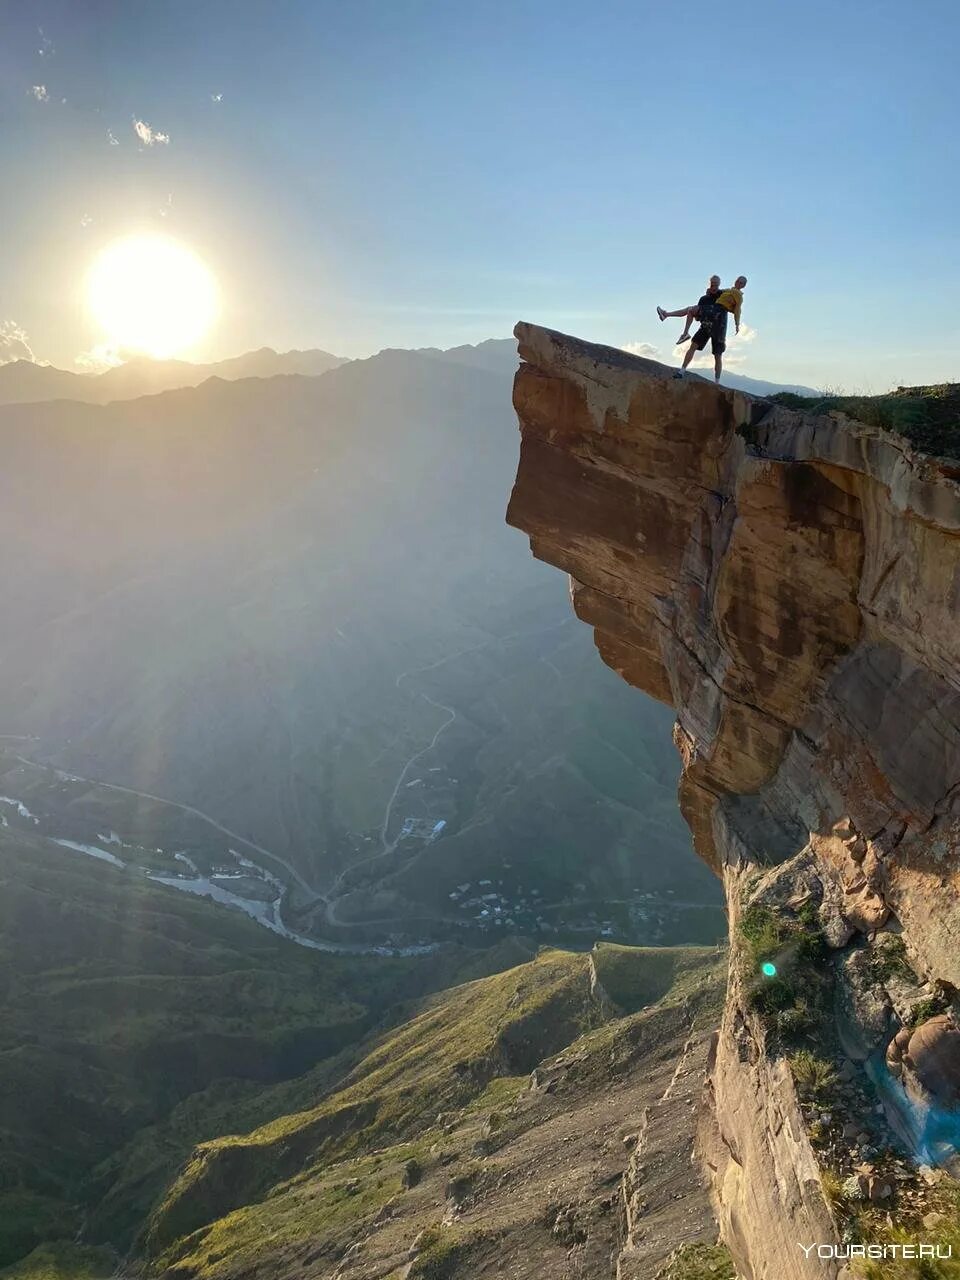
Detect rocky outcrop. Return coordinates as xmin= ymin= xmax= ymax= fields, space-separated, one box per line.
xmin=506 ymin=323 xmax=960 ymax=1279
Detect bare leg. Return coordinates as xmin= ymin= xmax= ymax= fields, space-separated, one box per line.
xmin=714 ymin=352 xmax=722 ymax=382
xmin=678 ymin=306 xmax=698 ymax=339
xmin=681 ymin=342 xmax=698 ymax=371
xmin=658 ymin=304 xmax=697 ymax=337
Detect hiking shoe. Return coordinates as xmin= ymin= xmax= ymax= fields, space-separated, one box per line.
xmin=657 ymin=306 xmax=666 ymax=321
xmin=672 ymin=371 xmax=684 ymax=380
xmin=676 ymin=333 xmax=690 ymax=344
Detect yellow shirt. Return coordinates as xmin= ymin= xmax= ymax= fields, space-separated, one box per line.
xmin=715 ymin=287 xmax=743 ymax=330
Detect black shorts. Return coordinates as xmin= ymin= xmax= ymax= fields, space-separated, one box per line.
xmin=691 ymin=305 xmax=728 ymax=355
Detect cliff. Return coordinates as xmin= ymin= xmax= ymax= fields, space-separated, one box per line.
xmin=507 ymin=322 xmax=960 ymax=1279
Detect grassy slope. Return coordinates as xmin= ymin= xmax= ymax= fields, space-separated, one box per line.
xmin=146 ymin=948 xmax=599 ymax=1250
xmin=0 ymin=832 xmax=515 ymax=1266
xmin=769 ymin=384 xmax=960 ymax=461
xmin=0 ymin=1246 xmax=118 ymax=1280
xmin=591 ymin=941 xmax=726 ymax=1013
xmin=147 ymin=943 xmax=726 ymax=1280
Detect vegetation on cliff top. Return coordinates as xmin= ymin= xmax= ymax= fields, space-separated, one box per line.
xmin=405 ymin=1223 xmax=483 ymax=1279
xmin=769 ymin=384 xmax=960 ymax=461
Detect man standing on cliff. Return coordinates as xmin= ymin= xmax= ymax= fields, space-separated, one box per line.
xmin=673 ymin=275 xmax=748 ymax=384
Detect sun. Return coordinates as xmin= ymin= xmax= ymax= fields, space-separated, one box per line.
xmin=86 ymin=234 xmax=219 ymax=360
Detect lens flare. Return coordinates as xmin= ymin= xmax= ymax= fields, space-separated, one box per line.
xmin=761 ymin=961 xmax=778 ymax=978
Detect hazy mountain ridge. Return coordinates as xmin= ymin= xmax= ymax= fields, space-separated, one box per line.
xmin=717 ymin=370 xmax=819 ymax=396
xmin=415 ymin=337 xmax=820 ymax=397
xmin=0 ymin=346 xmax=347 ymax=406
xmin=0 ymin=335 xmax=818 ymax=409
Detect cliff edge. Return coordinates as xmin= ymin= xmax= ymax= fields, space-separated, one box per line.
xmin=507 ymin=322 xmax=960 ymax=1280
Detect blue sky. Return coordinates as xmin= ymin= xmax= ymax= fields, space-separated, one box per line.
xmin=1 ymin=0 xmax=958 ymax=389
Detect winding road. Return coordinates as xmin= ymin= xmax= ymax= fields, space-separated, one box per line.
xmin=3 ymin=749 xmax=321 ymax=903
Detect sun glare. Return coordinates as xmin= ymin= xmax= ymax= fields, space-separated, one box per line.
xmin=86 ymin=234 xmax=219 ymax=360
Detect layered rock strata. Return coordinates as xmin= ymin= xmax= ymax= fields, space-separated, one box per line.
xmin=506 ymin=323 xmax=960 ymax=1279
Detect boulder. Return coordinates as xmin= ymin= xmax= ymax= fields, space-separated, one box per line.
xmin=904 ymin=1014 xmax=960 ymax=1107
xmin=885 ymin=1024 xmax=913 ymax=1078
xmin=867 ymin=1176 xmax=893 ymax=1202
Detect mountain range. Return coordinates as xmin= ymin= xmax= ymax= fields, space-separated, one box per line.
xmin=0 ymin=346 xmax=347 ymax=405
xmin=0 ymin=338 xmax=818 ymax=407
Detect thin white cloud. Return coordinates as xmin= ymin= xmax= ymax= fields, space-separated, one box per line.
xmin=37 ymin=27 xmax=53 ymax=57
xmin=74 ymin=344 xmax=125 ymax=373
xmin=0 ymin=321 xmax=37 ymax=365
xmin=107 ymin=129 xmax=120 ymax=146
xmin=133 ymin=118 xmax=170 ymax=146
xmin=622 ymin=341 xmax=660 ymax=359
xmin=683 ymin=349 xmax=748 ymax=369
xmin=80 ymin=213 xmax=94 ymax=228
xmin=30 ymin=84 xmax=49 ymax=102
xmin=210 ymin=92 xmax=223 ymax=103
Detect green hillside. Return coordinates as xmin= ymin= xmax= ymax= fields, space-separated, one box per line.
xmin=144 ymin=942 xmax=725 ymax=1280
xmin=0 ymin=1245 xmax=117 ymax=1280
xmin=0 ymin=832 xmax=510 ymax=1266
xmin=0 ymin=822 xmax=725 ymax=1279
xmin=769 ymin=383 xmax=960 ymax=460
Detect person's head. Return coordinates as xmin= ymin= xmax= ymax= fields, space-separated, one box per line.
xmin=735 ymin=275 xmax=748 ymax=289
xmin=709 ymin=274 xmax=721 ymax=291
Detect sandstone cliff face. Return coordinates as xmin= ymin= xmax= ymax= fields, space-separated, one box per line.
xmin=506 ymin=323 xmax=960 ymax=1280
